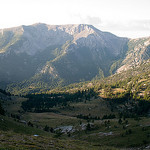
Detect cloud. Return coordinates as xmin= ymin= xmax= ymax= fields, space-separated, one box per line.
xmin=130 ymin=20 xmax=150 ymax=31
xmin=71 ymin=14 xmax=102 ymax=26
xmin=100 ymin=19 xmax=150 ymax=31
xmin=95 ymin=19 xmax=150 ymax=38
xmin=84 ymin=16 xmax=102 ymax=25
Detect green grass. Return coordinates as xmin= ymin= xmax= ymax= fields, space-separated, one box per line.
xmin=56 ymin=98 xmax=112 ymax=118
xmin=72 ymin=118 xmax=150 ymax=148
xmin=0 ymin=127 xmax=119 ymax=150
xmin=22 ymin=112 xmax=82 ymax=128
xmin=0 ymin=115 xmax=51 ymax=136
xmin=2 ymin=96 xmax=27 ymax=114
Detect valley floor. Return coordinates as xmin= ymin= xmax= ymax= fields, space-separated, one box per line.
xmin=1 ymin=96 xmax=150 ymax=150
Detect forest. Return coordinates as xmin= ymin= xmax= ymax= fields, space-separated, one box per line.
xmin=22 ymin=88 xmax=97 ymax=112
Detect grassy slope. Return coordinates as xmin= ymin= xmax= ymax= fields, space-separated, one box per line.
xmin=50 ymin=59 xmax=150 ymax=100
xmin=0 ymin=115 xmax=120 ymax=150
xmin=1 ymin=114 xmax=150 ymax=149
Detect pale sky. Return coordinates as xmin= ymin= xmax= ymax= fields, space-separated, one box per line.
xmin=0 ymin=0 xmax=150 ymax=38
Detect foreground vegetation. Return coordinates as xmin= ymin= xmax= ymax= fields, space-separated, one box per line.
xmin=0 ymin=115 xmax=120 ymax=150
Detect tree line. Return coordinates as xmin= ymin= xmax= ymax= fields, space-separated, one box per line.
xmin=22 ymin=88 xmax=97 ymax=112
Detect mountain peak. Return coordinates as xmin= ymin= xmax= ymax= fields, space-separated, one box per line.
xmin=0 ymin=23 xmax=127 ymax=56
xmin=43 ymin=24 xmax=96 ymax=36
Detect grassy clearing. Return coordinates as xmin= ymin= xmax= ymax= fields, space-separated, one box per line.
xmin=22 ymin=112 xmax=81 ymax=128
xmin=55 ymin=98 xmax=112 ymax=117
xmin=2 ymin=96 xmax=26 ymax=114
xmin=0 ymin=115 xmax=50 ymax=136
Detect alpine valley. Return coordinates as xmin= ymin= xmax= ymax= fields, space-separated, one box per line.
xmin=0 ymin=23 xmax=150 ymax=150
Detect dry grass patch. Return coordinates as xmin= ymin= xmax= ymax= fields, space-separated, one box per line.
xmin=112 ymin=88 xmax=126 ymax=94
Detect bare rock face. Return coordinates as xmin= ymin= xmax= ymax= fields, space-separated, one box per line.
xmin=117 ymin=37 xmax=150 ymax=73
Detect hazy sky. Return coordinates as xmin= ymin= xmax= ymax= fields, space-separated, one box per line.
xmin=1 ymin=0 xmax=150 ymax=38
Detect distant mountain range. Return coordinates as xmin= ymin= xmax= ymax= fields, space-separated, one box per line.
xmin=0 ymin=23 xmax=149 ymax=94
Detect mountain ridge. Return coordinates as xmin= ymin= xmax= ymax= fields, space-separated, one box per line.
xmin=0 ymin=23 xmax=149 ymax=94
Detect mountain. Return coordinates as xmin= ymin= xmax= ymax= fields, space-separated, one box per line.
xmin=0 ymin=23 xmax=150 ymax=94
xmin=117 ymin=37 xmax=150 ymax=73
xmin=0 ymin=23 xmax=129 ymax=93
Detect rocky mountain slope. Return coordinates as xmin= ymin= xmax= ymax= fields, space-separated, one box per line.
xmin=0 ymin=23 xmax=128 ymax=92
xmin=0 ymin=23 xmax=150 ymax=94
xmin=117 ymin=37 xmax=150 ymax=73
